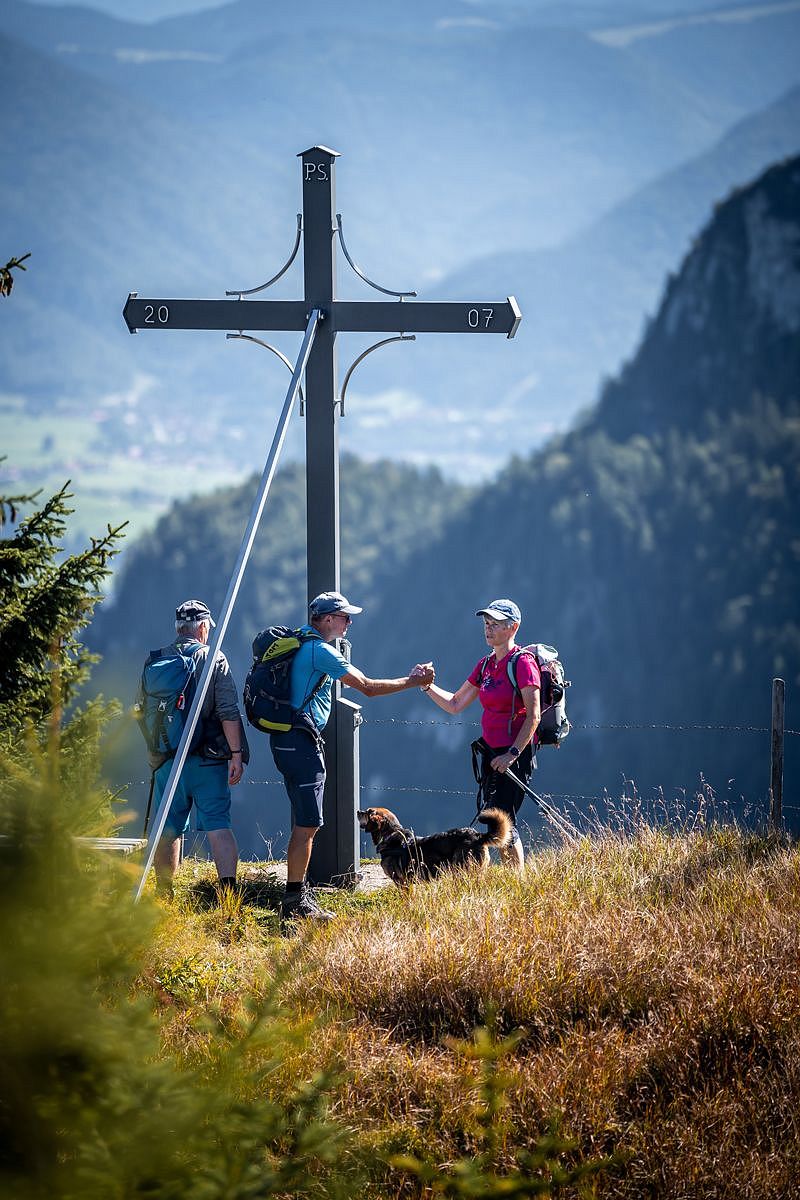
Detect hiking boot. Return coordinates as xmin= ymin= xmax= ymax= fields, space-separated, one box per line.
xmin=280 ymin=884 xmax=335 ymax=927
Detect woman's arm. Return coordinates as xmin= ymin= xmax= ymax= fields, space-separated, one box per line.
xmin=425 ymin=679 xmax=479 ymax=715
xmin=491 ymin=684 xmax=540 ymax=773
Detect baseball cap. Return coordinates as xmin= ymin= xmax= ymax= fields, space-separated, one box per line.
xmin=476 ymin=598 xmax=521 ymax=624
xmin=309 ymin=591 xmax=363 ymax=618
xmin=176 ymin=599 xmax=216 ymax=627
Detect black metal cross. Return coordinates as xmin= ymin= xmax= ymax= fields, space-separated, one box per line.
xmin=123 ymin=145 xmax=521 ymax=884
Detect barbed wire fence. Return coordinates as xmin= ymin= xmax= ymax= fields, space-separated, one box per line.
xmin=128 ymin=683 xmax=796 ymax=860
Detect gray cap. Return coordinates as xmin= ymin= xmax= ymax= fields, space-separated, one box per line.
xmin=309 ymin=590 xmax=363 ymax=618
xmin=476 ymin=598 xmax=521 ymax=624
xmin=176 ymin=599 xmax=216 ymax=627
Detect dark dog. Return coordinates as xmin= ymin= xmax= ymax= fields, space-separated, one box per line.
xmin=357 ymin=806 xmax=511 ymax=885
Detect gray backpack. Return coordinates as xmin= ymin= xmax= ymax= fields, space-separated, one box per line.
xmin=478 ymin=642 xmax=571 ymax=746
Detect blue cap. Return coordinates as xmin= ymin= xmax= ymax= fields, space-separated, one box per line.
xmin=309 ymin=590 xmax=363 ymax=618
xmin=476 ymin=599 xmax=521 ymax=624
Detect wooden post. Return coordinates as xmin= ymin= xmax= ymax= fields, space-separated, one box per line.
xmin=769 ymin=677 xmax=785 ymax=831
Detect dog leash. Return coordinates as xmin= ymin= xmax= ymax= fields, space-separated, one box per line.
xmin=399 ymin=825 xmax=424 ymax=877
xmin=504 ymin=768 xmax=581 ymax=846
xmin=377 ymin=826 xmax=424 ymax=879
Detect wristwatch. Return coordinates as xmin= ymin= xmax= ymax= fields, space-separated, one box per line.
xmin=507 ymin=746 xmax=520 ymax=761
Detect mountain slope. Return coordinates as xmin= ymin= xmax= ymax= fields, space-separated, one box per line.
xmin=409 ymin=85 xmax=800 ymax=463
xmin=0 ymin=29 xmax=288 ymax=395
xmin=353 ymin=155 xmax=800 ymax=827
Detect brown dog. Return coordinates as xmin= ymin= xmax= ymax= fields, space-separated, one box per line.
xmin=357 ymin=806 xmax=511 ymax=885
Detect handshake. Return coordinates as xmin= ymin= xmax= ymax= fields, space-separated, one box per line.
xmin=409 ymin=661 xmax=435 ymax=690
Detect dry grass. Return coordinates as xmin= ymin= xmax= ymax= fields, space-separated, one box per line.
xmin=143 ymin=823 xmax=800 ymax=1197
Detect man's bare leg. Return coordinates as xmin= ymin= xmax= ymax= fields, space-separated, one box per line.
xmin=207 ymin=827 xmax=239 ymax=885
xmin=286 ymin=825 xmax=318 ymax=884
xmin=154 ymin=834 xmax=181 ymax=894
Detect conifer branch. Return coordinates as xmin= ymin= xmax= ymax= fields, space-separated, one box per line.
xmin=1 ymin=252 xmax=31 ymax=298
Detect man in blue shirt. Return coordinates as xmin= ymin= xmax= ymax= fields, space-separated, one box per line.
xmin=271 ymin=590 xmax=434 ymax=925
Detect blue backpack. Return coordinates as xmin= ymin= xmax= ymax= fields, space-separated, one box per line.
xmin=136 ymin=644 xmax=202 ymax=758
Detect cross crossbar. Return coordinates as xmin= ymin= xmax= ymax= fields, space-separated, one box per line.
xmin=124 ymin=297 xmax=521 ymax=338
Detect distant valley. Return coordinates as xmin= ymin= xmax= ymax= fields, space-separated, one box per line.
xmin=3 ymin=0 xmax=800 ymax=544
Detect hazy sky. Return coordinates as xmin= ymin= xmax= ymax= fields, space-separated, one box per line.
xmin=26 ymin=0 xmax=228 ymax=21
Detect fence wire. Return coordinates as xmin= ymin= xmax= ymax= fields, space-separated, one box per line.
xmin=124 ymin=715 xmax=795 ymax=814
xmin=365 ymin=717 xmax=799 ymax=735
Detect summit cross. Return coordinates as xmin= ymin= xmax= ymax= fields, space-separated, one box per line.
xmin=123 ymin=145 xmax=522 ymax=885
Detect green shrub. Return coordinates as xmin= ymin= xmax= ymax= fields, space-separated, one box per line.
xmin=392 ymin=1019 xmax=611 ymax=1196
xmin=0 ymin=733 xmax=359 ymax=1199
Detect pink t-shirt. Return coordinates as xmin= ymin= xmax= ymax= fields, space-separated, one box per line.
xmin=468 ymin=650 xmax=541 ymax=749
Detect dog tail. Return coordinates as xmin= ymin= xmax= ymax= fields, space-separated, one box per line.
xmin=477 ymin=807 xmax=512 ymax=848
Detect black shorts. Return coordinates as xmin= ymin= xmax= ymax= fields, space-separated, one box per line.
xmin=270 ymin=728 xmax=326 ymax=828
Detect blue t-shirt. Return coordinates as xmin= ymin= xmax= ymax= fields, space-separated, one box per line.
xmin=289 ymin=626 xmax=350 ymax=730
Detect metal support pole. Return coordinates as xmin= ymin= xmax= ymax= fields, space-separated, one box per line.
xmin=300 ymin=146 xmax=352 ymax=885
xmin=770 ymin=677 xmax=785 ymax=831
xmin=308 ymin=695 xmax=362 ymax=886
xmin=133 ymin=309 xmax=321 ymax=901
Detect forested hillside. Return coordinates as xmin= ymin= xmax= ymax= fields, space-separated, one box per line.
xmin=356 ymin=155 xmax=800 ymax=831
xmin=90 ymin=156 xmax=800 ymax=850
xmin=88 ymin=458 xmax=473 ymax=844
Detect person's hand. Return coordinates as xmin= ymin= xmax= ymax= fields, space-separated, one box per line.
xmin=228 ymin=753 xmax=244 ymax=785
xmin=491 ymin=749 xmax=518 ymax=774
xmin=410 ymin=661 xmax=434 ymax=688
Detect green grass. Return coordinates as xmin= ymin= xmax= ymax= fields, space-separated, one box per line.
xmin=133 ymin=821 xmax=800 ymax=1199
xmin=4 ymin=731 xmax=798 ymax=1198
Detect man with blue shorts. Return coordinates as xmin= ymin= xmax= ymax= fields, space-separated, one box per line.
xmin=144 ymin=599 xmax=246 ymax=897
xmin=271 ymin=590 xmax=434 ymax=925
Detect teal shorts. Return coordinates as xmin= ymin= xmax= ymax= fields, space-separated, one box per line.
xmin=155 ymin=755 xmax=232 ymax=835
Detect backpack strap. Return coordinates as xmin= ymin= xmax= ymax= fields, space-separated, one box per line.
xmin=505 ymin=650 xmax=522 ymax=697
xmin=476 ymin=653 xmax=492 ymax=687
xmin=294 ymin=629 xmax=333 ymax=721
xmin=179 ymin=643 xmax=204 ymax=746
xmin=504 ymin=649 xmax=525 ymax=738
xmin=505 ymin=648 xmax=543 ymax=739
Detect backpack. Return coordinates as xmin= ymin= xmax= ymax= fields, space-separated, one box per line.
xmin=243 ymin=626 xmax=326 ymax=734
xmin=136 ymin=644 xmax=203 ymax=758
xmin=478 ymin=642 xmax=571 ymax=747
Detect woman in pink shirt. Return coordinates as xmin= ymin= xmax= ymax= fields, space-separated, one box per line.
xmin=418 ymin=599 xmax=541 ymax=871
